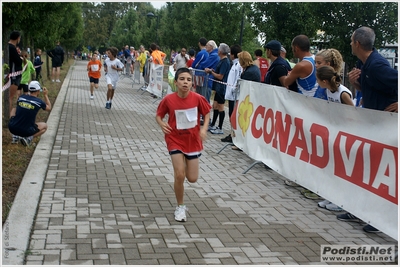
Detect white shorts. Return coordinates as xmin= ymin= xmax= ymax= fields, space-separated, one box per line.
xmin=106 ymin=75 xmax=118 ymax=90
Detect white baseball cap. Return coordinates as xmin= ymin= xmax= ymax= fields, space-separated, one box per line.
xmin=28 ymin=81 xmax=42 ymax=92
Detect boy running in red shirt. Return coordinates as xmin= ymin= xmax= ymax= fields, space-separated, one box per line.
xmin=156 ymin=68 xmax=211 ymax=222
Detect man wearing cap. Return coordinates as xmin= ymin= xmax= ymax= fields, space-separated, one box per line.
xmin=8 ymin=81 xmax=52 ymax=146
xmin=282 ymin=35 xmax=318 ymax=96
xmin=264 ymin=40 xmax=293 ymax=88
xmin=280 ymin=46 xmax=296 ymax=68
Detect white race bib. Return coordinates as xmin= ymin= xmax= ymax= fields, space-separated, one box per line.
xmin=90 ymin=64 xmax=99 ymax=72
xmin=175 ymin=107 xmax=198 ymax=130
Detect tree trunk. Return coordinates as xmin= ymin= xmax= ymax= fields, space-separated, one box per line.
xmin=46 ymin=49 xmax=51 ymax=80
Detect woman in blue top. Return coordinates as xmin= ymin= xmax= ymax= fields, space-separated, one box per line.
xmin=238 ymin=51 xmax=261 ymax=82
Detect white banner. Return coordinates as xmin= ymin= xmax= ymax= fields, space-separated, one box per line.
xmin=146 ymin=63 xmax=164 ymax=97
xmin=231 ymin=80 xmax=398 ymax=240
xmin=167 ymin=65 xmax=176 ymax=95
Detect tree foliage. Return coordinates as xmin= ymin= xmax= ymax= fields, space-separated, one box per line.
xmin=190 ymin=2 xmax=255 ymax=48
xmin=2 ymin=2 xmax=398 ymax=65
xmin=249 ymin=2 xmax=319 ymax=60
xmin=162 ymin=2 xmax=197 ymax=51
xmin=2 ymin=2 xmax=83 ymax=51
xmin=249 ymin=2 xmax=398 ymax=67
xmin=313 ymin=2 xmax=398 ymax=68
xmin=82 ymin=2 xmax=147 ymax=52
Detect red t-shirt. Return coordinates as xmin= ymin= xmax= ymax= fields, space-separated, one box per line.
xmin=186 ymin=58 xmax=194 ymax=68
xmin=156 ymin=91 xmax=212 ymax=154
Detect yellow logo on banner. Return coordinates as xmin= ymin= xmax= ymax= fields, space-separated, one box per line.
xmin=238 ymin=95 xmax=253 ymax=136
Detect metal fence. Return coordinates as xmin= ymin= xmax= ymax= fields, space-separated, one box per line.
xmin=190 ymin=68 xmax=209 ymax=99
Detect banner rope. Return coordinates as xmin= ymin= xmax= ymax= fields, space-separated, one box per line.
xmin=2 ymin=63 xmax=41 ymax=92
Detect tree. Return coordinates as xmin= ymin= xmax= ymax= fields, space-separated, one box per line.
xmin=249 ymin=2 xmax=319 ymax=61
xmin=82 ymin=2 xmax=138 ymax=51
xmin=190 ymin=2 xmax=257 ymax=49
xmin=2 ymin=2 xmax=83 ymax=124
xmin=162 ymin=2 xmax=197 ymax=51
xmin=313 ymin=2 xmax=398 ymax=69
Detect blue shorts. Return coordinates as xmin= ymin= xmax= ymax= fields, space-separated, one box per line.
xmin=8 ymin=117 xmax=39 ymax=137
xmin=169 ymin=150 xmax=201 ymax=160
xmin=89 ymin=77 xmax=99 ymax=84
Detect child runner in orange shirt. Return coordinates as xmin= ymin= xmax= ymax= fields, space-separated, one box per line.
xmin=87 ymin=51 xmax=102 ymax=99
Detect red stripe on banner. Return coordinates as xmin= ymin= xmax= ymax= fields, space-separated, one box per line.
xmin=333 ymin=131 xmax=398 ymax=204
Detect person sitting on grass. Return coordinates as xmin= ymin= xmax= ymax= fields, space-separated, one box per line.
xmin=8 ymin=81 xmax=52 ymax=146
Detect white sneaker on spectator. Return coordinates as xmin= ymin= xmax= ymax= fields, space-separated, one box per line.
xmin=318 ymin=199 xmax=331 ymax=208
xmin=208 ymin=125 xmax=217 ymax=132
xmin=20 ymin=136 xmax=33 ymax=146
xmin=210 ymin=127 xmax=224 ymax=134
xmin=11 ymin=135 xmax=20 ymax=144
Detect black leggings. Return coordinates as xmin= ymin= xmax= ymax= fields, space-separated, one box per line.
xmin=228 ymin=100 xmax=235 ymax=118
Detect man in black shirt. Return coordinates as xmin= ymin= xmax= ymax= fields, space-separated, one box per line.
xmin=48 ymin=41 xmax=64 ymax=82
xmin=8 ymin=31 xmax=23 ymax=117
xmin=263 ymin=40 xmax=294 ymax=90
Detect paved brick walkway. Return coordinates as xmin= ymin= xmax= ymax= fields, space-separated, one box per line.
xmin=23 ymin=61 xmax=396 ymax=264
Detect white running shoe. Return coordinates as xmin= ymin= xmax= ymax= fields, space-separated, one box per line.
xmin=208 ymin=125 xmax=217 ymax=132
xmin=318 ymin=199 xmax=331 ymax=208
xmin=11 ymin=135 xmax=20 ymax=144
xmin=56 ymin=79 xmax=61 ymax=83
xmin=210 ymin=127 xmax=224 ymax=134
xmin=325 ymin=203 xmax=343 ymax=212
xmin=90 ymin=95 xmax=94 ymax=99
xmin=174 ymin=205 xmax=188 ymax=222
xmin=20 ymin=136 xmax=33 ymax=147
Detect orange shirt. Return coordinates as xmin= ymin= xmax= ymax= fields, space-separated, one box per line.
xmin=87 ymin=59 xmax=102 ymax=79
xmin=151 ymin=50 xmax=166 ymax=65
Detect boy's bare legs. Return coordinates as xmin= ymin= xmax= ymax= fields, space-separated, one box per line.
xmin=90 ymin=82 xmax=94 ymax=98
xmin=106 ymin=84 xmax=112 ymax=101
xmin=171 ymin=154 xmax=199 ymax=204
xmin=106 ymin=84 xmax=114 ymax=109
xmin=171 ymin=154 xmax=199 ymax=221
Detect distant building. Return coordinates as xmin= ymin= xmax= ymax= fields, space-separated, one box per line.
xmin=378 ymin=42 xmax=398 ymax=69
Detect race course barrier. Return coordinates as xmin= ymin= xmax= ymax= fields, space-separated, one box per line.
xmin=231 ymin=80 xmax=398 ymax=240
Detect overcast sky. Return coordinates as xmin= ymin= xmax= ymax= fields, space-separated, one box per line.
xmin=150 ymin=1 xmax=166 ymax=9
